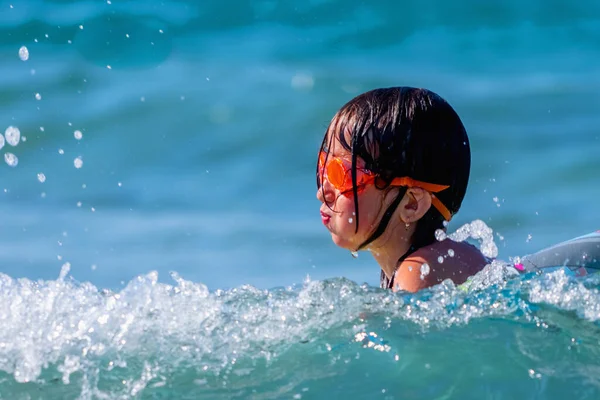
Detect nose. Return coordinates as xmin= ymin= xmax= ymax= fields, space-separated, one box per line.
xmin=316 ymin=178 xmax=336 ymax=205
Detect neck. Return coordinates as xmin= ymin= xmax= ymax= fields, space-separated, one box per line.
xmin=367 ymin=223 xmax=415 ymax=279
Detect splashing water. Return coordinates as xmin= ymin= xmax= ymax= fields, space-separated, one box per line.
xmin=18 ymin=46 xmax=29 ymax=61
xmin=4 ymin=153 xmax=18 ymax=167
xmin=435 ymin=229 xmax=447 ymax=241
xmin=419 ymin=263 xmax=430 ymax=280
xmin=0 ymin=267 xmax=599 ymax=399
xmin=4 ymin=126 xmax=20 ymax=147
xmin=448 ymin=219 xmax=498 ymax=258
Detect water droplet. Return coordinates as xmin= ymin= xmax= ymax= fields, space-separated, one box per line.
xmin=18 ymin=46 xmax=29 ymax=61
xmin=447 ymin=219 xmax=498 ymax=259
xmin=91 ymin=264 xmax=97 ymax=270
xmin=79 ymin=25 xmax=84 ymax=30
xmin=4 ymin=152 xmax=18 ymax=167
xmin=74 ymin=156 xmax=83 ymax=168
xmin=420 ymin=263 xmax=430 ymax=280
xmin=0 ymin=134 xmax=4 ymax=150
xmin=408 ymin=266 xmax=413 ymax=271
xmin=528 ymin=369 xmax=542 ymax=379
xmin=37 ymin=173 xmax=46 ymax=183
xmin=58 ymin=148 xmax=64 ymax=155
xmin=442 ymin=220 xmax=449 ymax=227
xmin=117 ymin=182 xmax=122 ymax=187
xmin=526 ymin=234 xmax=532 ymax=243
xmin=35 ymin=93 xmax=42 ymax=100
xmin=350 ymin=251 xmax=358 ymax=258
xmin=76 ymin=201 xmax=82 ymax=207
xmin=58 ymin=262 xmax=71 ymax=280
xmin=447 ymin=249 xmax=455 ymax=257
xmin=434 ymin=229 xmax=446 ymax=241
xmin=348 ymin=217 xmax=353 ymax=223
xmin=437 ymin=256 xmax=444 ymax=264
xmin=4 ymin=126 xmax=20 ymax=146
xmin=74 ymin=130 xmax=82 ymax=140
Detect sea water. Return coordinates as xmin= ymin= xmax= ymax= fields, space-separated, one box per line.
xmin=1 ymin=0 xmax=600 ymax=398
xmin=1 ymin=265 xmax=600 ymax=399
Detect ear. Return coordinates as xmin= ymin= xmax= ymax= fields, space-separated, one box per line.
xmin=398 ymin=187 xmax=432 ymax=224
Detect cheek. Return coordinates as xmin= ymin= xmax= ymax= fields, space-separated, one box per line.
xmin=356 ymin=193 xmax=383 ymax=232
xmin=333 ymin=193 xmax=380 ymax=235
xmin=333 ymin=196 xmax=357 ymax=226
xmin=328 ymin=196 xmax=360 ymax=248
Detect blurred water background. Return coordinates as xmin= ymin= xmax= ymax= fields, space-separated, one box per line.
xmin=1 ymin=1 xmax=599 ymax=398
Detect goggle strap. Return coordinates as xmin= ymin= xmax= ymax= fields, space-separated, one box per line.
xmin=431 ymin=195 xmax=452 ymax=222
xmin=389 ymin=177 xmax=452 ymax=221
xmin=389 ymin=177 xmax=450 ymax=193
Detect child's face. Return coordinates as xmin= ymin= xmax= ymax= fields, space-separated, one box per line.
xmin=316 ymin=139 xmax=386 ymax=251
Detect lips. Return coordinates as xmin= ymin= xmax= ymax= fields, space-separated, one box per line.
xmin=320 ymin=211 xmax=331 ymax=225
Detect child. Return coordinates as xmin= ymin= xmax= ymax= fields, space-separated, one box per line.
xmin=316 ymin=87 xmax=488 ymax=292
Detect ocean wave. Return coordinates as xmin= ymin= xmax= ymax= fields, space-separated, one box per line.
xmin=1 ymin=262 xmax=599 ymax=398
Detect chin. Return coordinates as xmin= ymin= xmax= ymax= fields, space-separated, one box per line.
xmin=330 ymin=233 xmax=356 ymax=251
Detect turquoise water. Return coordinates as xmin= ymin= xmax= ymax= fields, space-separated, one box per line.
xmin=1 ymin=0 xmax=600 ymax=398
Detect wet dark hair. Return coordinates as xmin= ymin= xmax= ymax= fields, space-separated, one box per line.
xmin=317 ymin=87 xmax=471 ymax=251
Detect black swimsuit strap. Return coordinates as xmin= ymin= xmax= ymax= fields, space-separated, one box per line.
xmin=380 ymin=244 xmax=417 ymax=289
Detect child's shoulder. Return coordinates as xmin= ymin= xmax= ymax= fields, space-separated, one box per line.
xmin=393 ymin=239 xmax=489 ymax=292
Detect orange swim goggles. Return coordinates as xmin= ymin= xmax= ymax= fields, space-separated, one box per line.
xmin=317 ymin=151 xmax=453 ymax=221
